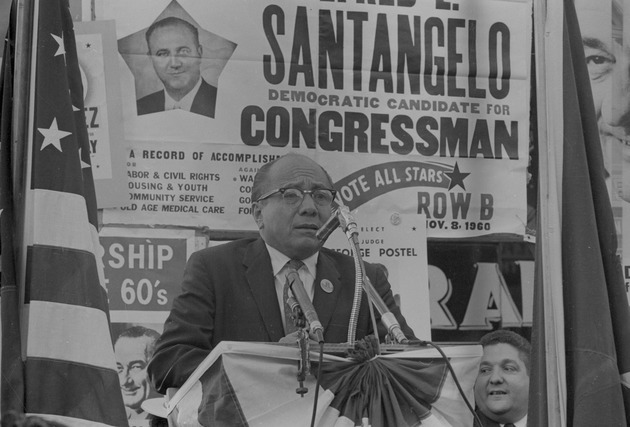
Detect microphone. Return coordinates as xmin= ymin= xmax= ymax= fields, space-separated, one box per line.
xmin=286 ymin=270 xmax=325 ymax=343
xmin=286 ymin=296 xmax=306 ymax=329
xmin=315 ymin=206 xmax=340 ymax=242
xmin=337 ymin=205 xmax=358 ymax=238
xmin=316 ymin=203 xmax=359 ymax=242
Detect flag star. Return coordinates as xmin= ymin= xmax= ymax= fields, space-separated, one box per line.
xmin=51 ymin=33 xmax=65 ymax=58
xmin=38 ymin=118 xmax=71 ymax=152
xmin=79 ymin=148 xmax=91 ymax=169
xmin=69 ymin=89 xmax=80 ymax=111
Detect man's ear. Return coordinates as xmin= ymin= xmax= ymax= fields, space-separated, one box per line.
xmin=252 ymin=202 xmax=264 ymax=229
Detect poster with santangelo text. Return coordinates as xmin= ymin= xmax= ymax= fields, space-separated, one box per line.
xmin=99 ymin=0 xmax=532 ymax=238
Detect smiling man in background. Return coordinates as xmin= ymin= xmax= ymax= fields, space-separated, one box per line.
xmin=137 ymin=16 xmax=217 ymax=118
xmin=474 ymin=329 xmax=531 ymax=427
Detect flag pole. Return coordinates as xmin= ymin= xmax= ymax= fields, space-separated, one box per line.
xmin=0 ymin=0 xmax=34 ymax=415
xmin=532 ymin=0 xmax=567 ymax=425
xmin=13 ymin=0 xmax=37 ymax=299
xmin=12 ymin=0 xmax=34 ymax=191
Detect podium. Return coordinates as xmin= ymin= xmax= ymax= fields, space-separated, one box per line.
xmin=160 ymin=341 xmax=482 ymax=427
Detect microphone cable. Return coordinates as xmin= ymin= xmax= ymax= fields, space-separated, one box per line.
xmin=309 ymin=341 xmax=325 ymax=427
xmin=410 ymin=340 xmax=483 ymax=427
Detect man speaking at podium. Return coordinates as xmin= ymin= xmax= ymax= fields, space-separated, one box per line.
xmin=147 ymin=153 xmax=416 ymax=393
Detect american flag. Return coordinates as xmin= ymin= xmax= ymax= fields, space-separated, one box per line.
xmin=1 ymin=0 xmax=127 ymax=425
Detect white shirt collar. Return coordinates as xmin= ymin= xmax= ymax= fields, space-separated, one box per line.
xmin=503 ymin=415 xmax=527 ymax=427
xmin=164 ymin=78 xmax=202 ymax=112
xmin=265 ymin=243 xmax=318 ymax=278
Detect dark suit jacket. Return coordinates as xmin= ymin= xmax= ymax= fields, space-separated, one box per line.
xmin=147 ymin=237 xmax=416 ymax=393
xmin=136 ymin=78 xmax=217 ymax=118
xmin=474 ymin=408 xmax=527 ymax=427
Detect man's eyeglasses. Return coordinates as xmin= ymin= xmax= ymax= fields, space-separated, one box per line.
xmin=256 ymin=187 xmax=337 ymax=207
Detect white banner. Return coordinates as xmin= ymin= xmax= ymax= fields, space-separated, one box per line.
xmin=99 ymin=0 xmax=532 ymax=238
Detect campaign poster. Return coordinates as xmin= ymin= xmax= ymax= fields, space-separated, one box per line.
xmin=98 ymin=0 xmax=533 ymax=239
xmin=575 ymin=0 xmax=630 ymax=303
xmin=325 ymin=212 xmax=430 ymax=340
xmin=100 ymin=226 xmax=207 ymax=325
xmin=74 ymin=20 xmax=128 ymax=207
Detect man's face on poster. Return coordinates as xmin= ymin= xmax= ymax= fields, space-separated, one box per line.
xmin=578 ymin=0 xmax=630 ymax=133
xmin=115 ymin=336 xmax=152 ymax=412
xmin=147 ymin=22 xmax=203 ymax=100
xmin=577 ymin=0 xmax=630 ymax=199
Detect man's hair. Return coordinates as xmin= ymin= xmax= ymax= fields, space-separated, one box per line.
xmin=251 ymin=153 xmax=335 ymax=203
xmin=115 ymin=325 xmax=161 ymax=360
xmin=480 ymin=329 xmax=531 ymax=374
xmin=145 ymin=16 xmax=200 ymax=53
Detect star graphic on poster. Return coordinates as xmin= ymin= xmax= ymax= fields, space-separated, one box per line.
xmin=38 ymin=117 xmax=71 ymax=152
xmin=51 ymin=33 xmax=65 ymax=58
xmin=445 ymin=162 xmax=470 ymax=191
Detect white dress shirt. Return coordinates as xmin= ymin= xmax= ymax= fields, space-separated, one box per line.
xmin=503 ymin=415 xmax=527 ymax=427
xmin=266 ymin=244 xmax=318 ymax=331
xmin=164 ymin=77 xmax=202 ymax=112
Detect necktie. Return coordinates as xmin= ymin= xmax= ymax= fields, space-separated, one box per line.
xmin=283 ymin=260 xmax=304 ymax=334
xmin=504 ymin=424 xmax=516 ymax=427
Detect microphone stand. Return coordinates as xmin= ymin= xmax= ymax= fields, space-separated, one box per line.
xmin=286 ymin=295 xmax=310 ymax=396
xmin=295 ymin=329 xmax=310 ymax=397
xmin=336 ymin=205 xmax=409 ymax=347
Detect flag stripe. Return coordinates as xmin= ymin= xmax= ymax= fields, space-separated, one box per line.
xmin=25 ymin=358 xmax=126 ymax=426
xmin=28 ymin=188 xmax=108 ymax=291
xmin=25 ymin=245 xmax=108 ymax=309
xmin=25 ymin=301 xmax=116 ymax=369
xmin=28 ymin=189 xmax=97 ymax=253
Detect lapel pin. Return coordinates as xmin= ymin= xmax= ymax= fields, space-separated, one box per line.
xmin=320 ymin=279 xmax=334 ymax=293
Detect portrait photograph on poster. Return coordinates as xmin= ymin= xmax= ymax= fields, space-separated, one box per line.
xmin=116 ymin=1 xmax=236 ymax=119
